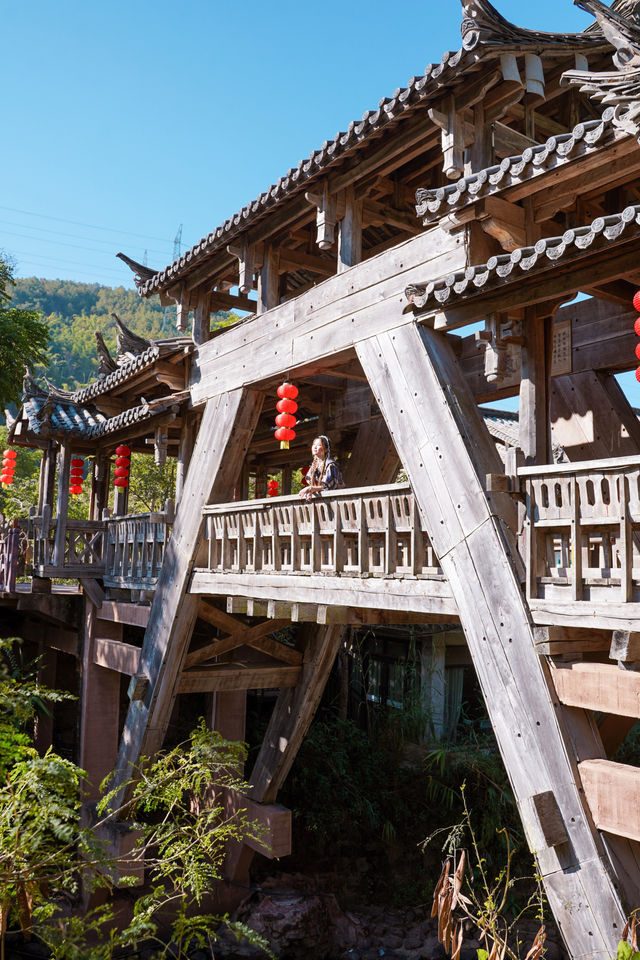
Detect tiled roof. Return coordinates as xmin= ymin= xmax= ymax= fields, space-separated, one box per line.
xmin=406 ymin=204 xmax=640 ymax=309
xmin=22 ymin=396 xmax=106 ymax=438
xmin=73 ymin=340 xmax=189 ymax=405
xmin=415 ymin=110 xmax=618 ymax=223
xmin=135 ymin=11 xmax=608 ymax=299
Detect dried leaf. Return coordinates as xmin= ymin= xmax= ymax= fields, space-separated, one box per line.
xmin=488 ymin=940 xmax=499 ymax=960
xmin=524 ymin=925 xmax=546 ymax=960
xmin=16 ymin=881 xmax=33 ymax=940
xmin=438 ymin=887 xmax=450 ymax=944
xmin=631 ymin=917 xmax=637 ymax=952
xmin=452 ymin=850 xmax=466 ymax=909
xmin=623 ymin=921 xmax=630 ymax=943
xmin=452 ymin=922 xmax=464 ymax=960
xmin=443 ymin=889 xmax=454 ymax=953
xmin=432 ymin=860 xmax=450 ymax=919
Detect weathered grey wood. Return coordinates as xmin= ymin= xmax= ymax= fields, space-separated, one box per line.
xmin=179 ymin=663 xmax=300 ymax=693
xmin=111 ymin=388 xmax=264 ymax=805
xmin=342 ymin=418 xmax=400 ymax=487
xmin=53 ymin=443 xmax=72 ymax=568
xmin=94 ymin=636 xmax=140 ymax=675
xmin=190 ymin=569 xmax=458 ymax=618
xmin=611 ymin=630 xmax=640 ymax=662
xmin=531 ymin=791 xmax=569 ymax=847
xmin=356 ymin=323 xmax=629 ymax=958
xmin=533 ymin=625 xmax=610 ymax=655
xmin=192 ymin=291 xmax=211 ymax=345
xmin=532 ymin=600 xmax=640 ymax=631
xmin=551 ymin=371 xmax=640 ymax=462
xmin=257 ymin=245 xmax=279 ymax=314
xmin=337 ymin=187 xmax=362 ymax=273
xmin=520 ymin=309 xmax=551 ymax=466
xmin=190 ymin=226 xmax=465 ymax=404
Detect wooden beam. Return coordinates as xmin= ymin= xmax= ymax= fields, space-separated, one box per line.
xmin=53 ymin=442 xmax=71 ymax=568
xmin=110 ymin=388 xmax=264 ymax=807
xmin=580 ymin=759 xmax=640 ymax=842
xmin=214 ymin=785 xmax=291 ymax=859
xmin=551 ymin=660 xmax=640 ymax=719
xmin=94 ymin=636 xmax=140 ymax=675
xmin=209 ymin=290 xmax=257 ymax=314
xmin=257 ymin=245 xmax=279 ymax=314
xmin=356 ymin=322 xmax=628 ymax=956
xmin=97 ymin=601 xmax=150 ymax=629
xmin=338 ymin=187 xmax=363 ymax=273
xmin=185 ymin=613 xmax=293 ymax=668
xmin=179 ymin=663 xmax=300 ymax=693
xmin=279 ymin=247 xmax=335 ymax=277
xmin=533 ymin=625 xmax=611 ymax=656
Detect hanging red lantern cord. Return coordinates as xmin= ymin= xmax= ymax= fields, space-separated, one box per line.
xmin=274 ymin=382 xmax=298 ymax=449
xmin=267 ymin=478 xmax=279 ymax=498
xmin=69 ymin=457 xmax=85 ymax=497
xmin=0 ymin=449 xmax=17 ymax=486
xmin=114 ymin=445 xmax=131 ymax=489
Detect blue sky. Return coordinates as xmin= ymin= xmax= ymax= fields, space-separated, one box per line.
xmin=2 ymin=0 xmax=594 ymax=289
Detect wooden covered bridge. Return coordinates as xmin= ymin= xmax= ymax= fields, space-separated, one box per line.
xmin=5 ymin=0 xmax=640 ymax=954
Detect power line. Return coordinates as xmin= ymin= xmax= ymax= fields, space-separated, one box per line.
xmin=0 ymin=228 xmax=164 ymax=262
xmin=0 ymin=204 xmax=172 ymax=244
xmin=9 ymin=249 xmax=133 ymax=280
xmin=0 ymin=217 xmax=169 ymax=257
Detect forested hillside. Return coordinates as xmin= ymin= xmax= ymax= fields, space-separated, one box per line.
xmin=12 ymin=277 xmax=234 ymax=392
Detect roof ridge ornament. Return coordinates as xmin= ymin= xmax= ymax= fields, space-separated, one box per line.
xmin=95 ymin=331 xmax=118 ymax=379
xmin=461 ymin=0 xmax=606 ymax=49
xmin=563 ymin=0 xmax=640 ymax=139
xmin=116 ymin=252 xmax=157 ymax=287
xmin=112 ymin=313 xmax=155 ymax=364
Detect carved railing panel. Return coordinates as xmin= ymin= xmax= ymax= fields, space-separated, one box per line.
xmin=520 ymin=456 xmax=640 ymax=603
xmin=202 ymin=483 xmax=442 ymax=579
xmin=103 ymin=511 xmax=173 ymax=588
xmin=31 ymin=513 xmax=106 ymax=577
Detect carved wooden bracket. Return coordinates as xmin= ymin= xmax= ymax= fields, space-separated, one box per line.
xmin=428 ymin=95 xmax=476 ymax=180
xmin=305 ymin=183 xmax=345 ymax=249
xmin=226 ymin=239 xmax=264 ymax=294
xmin=475 ymin=314 xmax=525 ymax=384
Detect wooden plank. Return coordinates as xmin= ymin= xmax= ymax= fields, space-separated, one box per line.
xmin=337 ymin=187 xmax=362 ymax=273
xmin=533 ymin=625 xmax=611 ymax=656
xmin=94 ymin=636 xmax=140 ymax=675
xmin=580 ymin=759 xmax=640 ymax=842
xmin=190 ymin=226 xmax=465 ymax=404
xmin=185 ymin=619 xmax=292 ymax=668
xmin=110 ymin=388 xmax=264 ymax=806
xmin=53 ymin=443 xmax=71 ymax=568
xmin=97 ymin=601 xmax=151 ymax=629
xmin=611 ymin=631 xmax=640 ymax=663
xmin=179 ymin=664 xmax=300 ymax=693
xmin=531 ymin=601 xmax=640 ymax=632
xmin=189 ymin=570 xmax=458 ymax=619
xmin=551 ymin=660 xmax=640 ymax=718
xmin=213 ymin=785 xmax=291 ymax=859
xmin=356 ymin=323 xmax=628 ymax=958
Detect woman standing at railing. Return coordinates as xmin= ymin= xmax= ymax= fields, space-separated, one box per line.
xmin=299 ymin=436 xmax=344 ymax=501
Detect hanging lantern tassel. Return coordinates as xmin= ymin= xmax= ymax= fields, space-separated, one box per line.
xmin=275 ymin=382 xmax=298 ymax=449
xmin=114 ymin=445 xmax=131 ymax=489
xmin=1 ymin=448 xmax=17 ymax=486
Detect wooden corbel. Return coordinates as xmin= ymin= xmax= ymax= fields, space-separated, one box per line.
xmin=475 ymin=313 xmax=525 ymax=384
xmin=305 ymin=183 xmax=345 ymax=249
xmin=226 ymin=240 xmax=264 ymax=294
xmin=477 ymin=197 xmax=527 ymax=252
xmin=428 ymin=95 xmax=476 ymax=180
xmin=163 ymin=283 xmax=191 ymax=333
xmin=146 ymin=426 xmax=169 ymax=466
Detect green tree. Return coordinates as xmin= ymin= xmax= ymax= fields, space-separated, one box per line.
xmin=0 ymin=638 xmax=268 ymax=959
xmin=0 ymin=258 xmax=49 ymax=407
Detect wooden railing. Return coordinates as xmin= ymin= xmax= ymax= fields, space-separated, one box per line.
xmin=520 ymin=456 xmax=640 ymax=603
xmin=201 ymin=483 xmax=442 ymax=578
xmin=103 ymin=504 xmax=174 ymax=589
xmin=31 ymin=506 xmax=105 ymax=578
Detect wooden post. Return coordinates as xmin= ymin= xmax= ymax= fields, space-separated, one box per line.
xmin=175 ymin=415 xmax=196 ymax=504
xmin=110 ymin=389 xmax=264 ymax=806
xmin=520 ymin=308 xmax=552 ymax=466
xmin=422 ymin=636 xmax=446 ymax=741
xmin=192 ymin=290 xmax=211 ymax=345
xmin=79 ymin=605 xmax=122 ymax=803
xmin=257 ymin=245 xmax=279 ymax=314
xmin=357 ymin=324 xmax=628 ymax=959
xmin=337 ymin=187 xmax=362 ymax=273
xmin=90 ymin=455 xmax=109 ymax=521
xmin=53 ymin=442 xmax=72 ymax=569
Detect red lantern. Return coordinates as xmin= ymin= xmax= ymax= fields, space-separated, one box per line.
xmin=275 ymin=413 xmax=296 ymax=428
xmin=267 ymin=478 xmax=279 ymax=498
xmin=2 ymin=460 xmax=15 ymax=473
xmin=277 ymin=382 xmax=298 ymax=400
xmin=113 ymin=446 xmax=131 ymax=489
xmin=277 ymin=397 xmax=298 ymax=415
xmin=70 ymin=485 xmax=83 ymax=495
xmin=69 ymin=456 xmax=85 ymax=496
xmin=71 ymin=457 xmax=84 ymax=467
xmin=1 ymin=475 xmax=13 ymax=486
xmin=1 ymin=448 xmax=16 ymax=483
xmin=3 ymin=450 xmax=16 ymax=461
xmin=275 ymin=383 xmax=298 ymax=449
